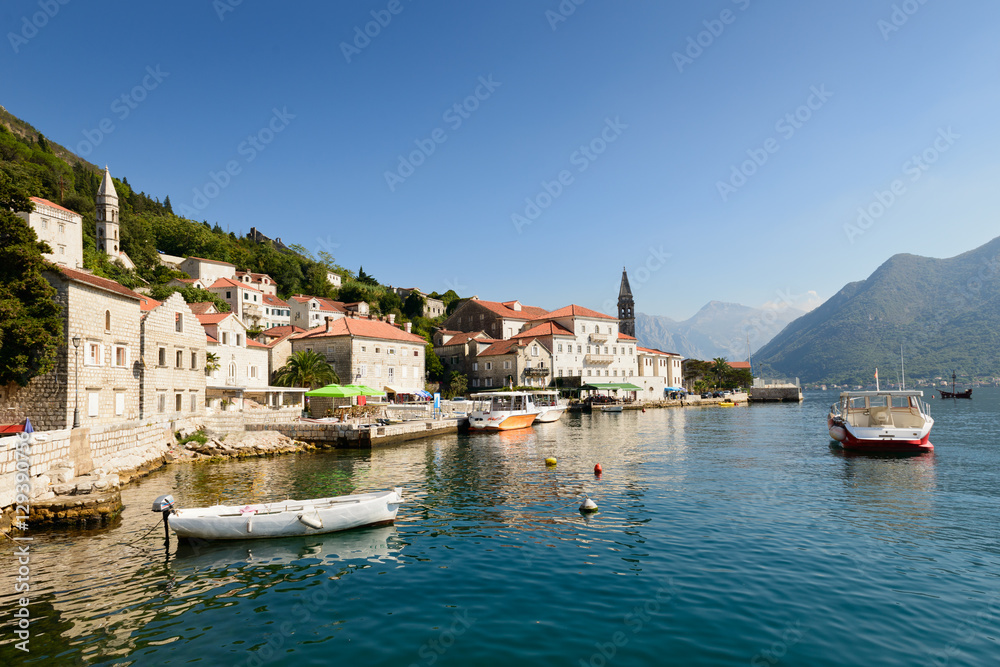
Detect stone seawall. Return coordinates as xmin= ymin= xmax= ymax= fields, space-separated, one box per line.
xmin=246 ymin=418 xmax=461 ymax=448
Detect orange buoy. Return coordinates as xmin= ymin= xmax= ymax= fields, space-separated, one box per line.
xmin=642 ymin=408 xmax=646 ymax=413
xmin=594 ymin=463 xmax=602 ymax=475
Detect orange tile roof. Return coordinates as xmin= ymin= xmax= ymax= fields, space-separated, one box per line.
xmin=30 ymin=196 xmax=80 ymax=217
xmin=175 ymin=278 xmax=201 ymax=284
xmin=263 ymin=294 xmax=289 ymax=307
xmin=208 ymin=277 xmax=261 ymax=292
xmin=514 ymin=322 xmax=574 ymax=339
xmin=185 ymin=256 xmax=235 ymax=266
xmin=618 ymin=332 xmax=637 ymax=340
xmin=729 ymin=361 xmax=751 ymax=369
xmin=263 ymin=325 xmax=305 ymax=338
xmin=57 ymin=267 xmax=142 ymax=301
xmin=296 ymin=317 xmax=426 ymax=344
xmin=187 ymin=302 xmax=217 ymax=315
xmin=543 ymin=304 xmax=616 ymax=320
xmin=469 ymin=299 xmax=549 ymax=321
xmin=206 ymin=333 xmax=218 ymax=344
xmin=247 ymin=339 xmax=268 ymax=348
xmin=478 ymin=338 xmax=529 ymax=357
xmin=139 ymin=296 xmax=162 ymax=311
xmin=637 ymin=346 xmax=679 ymax=356
xmin=196 ymin=313 xmax=232 ymax=325
xmin=290 ymin=295 xmax=346 ymax=312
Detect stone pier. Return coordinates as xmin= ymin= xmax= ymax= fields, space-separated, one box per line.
xmin=245 ymin=418 xmax=461 ymax=447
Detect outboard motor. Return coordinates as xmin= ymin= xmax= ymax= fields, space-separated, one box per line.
xmin=152 ymin=495 xmax=176 ymax=542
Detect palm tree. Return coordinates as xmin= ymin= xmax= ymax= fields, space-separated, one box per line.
xmin=205 ymin=352 xmax=220 ymax=376
xmin=272 ymin=350 xmax=339 ymax=389
xmin=711 ymin=357 xmax=730 ymax=388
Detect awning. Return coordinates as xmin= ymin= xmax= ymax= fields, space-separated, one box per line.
xmin=304 ymin=384 xmax=362 ymax=398
xmin=382 ymin=385 xmax=403 ymax=394
xmin=581 ymin=382 xmax=642 ymax=392
xmin=616 ymin=383 xmax=642 ymax=391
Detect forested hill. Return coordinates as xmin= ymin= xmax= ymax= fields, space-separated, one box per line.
xmin=0 ymin=106 xmax=346 ymax=300
xmin=754 ymin=236 xmax=1000 ymax=384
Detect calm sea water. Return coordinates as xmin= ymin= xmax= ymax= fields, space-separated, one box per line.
xmin=4 ymin=388 xmax=1000 ymax=666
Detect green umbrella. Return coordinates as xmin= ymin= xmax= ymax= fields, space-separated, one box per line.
xmin=304 ymin=384 xmax=362 ymax=398
xmin=344 ymin=384 xmax=387 ymax=397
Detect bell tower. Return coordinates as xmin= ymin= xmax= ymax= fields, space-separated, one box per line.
xmin=618 ymin=267 xmax=635 ymax=337
xmin=96 ymin=165 xmax=120 ymax=257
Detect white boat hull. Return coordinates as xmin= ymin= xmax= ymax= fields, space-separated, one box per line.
xmin=533 ymin=406 xmax=566 ymax=423
xmin=600 ymin=405 xmax=623 ymax=413
xmin=168 ymin=488 xmax=403 ymax=540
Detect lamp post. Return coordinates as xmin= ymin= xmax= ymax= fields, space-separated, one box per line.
xmin=72 ymin=335 xmax=81 ymax=428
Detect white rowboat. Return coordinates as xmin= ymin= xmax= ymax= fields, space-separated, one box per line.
xmin=153 ymin=488 xmax=403 ymax=540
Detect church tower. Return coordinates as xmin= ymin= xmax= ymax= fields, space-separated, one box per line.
xmin=618 ymin=267 xmax=635 ymax=337
xmin=96 ymin=166 xmax=120 ymax=257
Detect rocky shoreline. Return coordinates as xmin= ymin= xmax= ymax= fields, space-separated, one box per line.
xmin=2 ymin=430 xmax=314 ymax=532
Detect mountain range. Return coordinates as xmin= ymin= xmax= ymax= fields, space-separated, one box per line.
xmin=754 ymin=235 xmax=1000 ymax=384
xmin=635 ymin=301 xmax=806 ymax=361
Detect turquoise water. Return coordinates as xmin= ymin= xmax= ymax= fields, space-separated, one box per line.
xmin=3 ymin=389 xmax=1000 ymax=665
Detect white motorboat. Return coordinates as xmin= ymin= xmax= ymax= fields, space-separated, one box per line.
xmin=152 ymin=488 xmax=403 ymax=540
xmin=827 ymin=390 xmax=933 ymax=453
xmin=467 ymin=392 xmax=539 ymax=431
xmin=531 ymin=391 xmax=566 ymax=423
xmin=599 ymin=403 xmax=623 ymax=413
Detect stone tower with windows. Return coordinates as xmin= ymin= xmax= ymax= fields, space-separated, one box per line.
xmin=96 ymin=165 xmax=120 ymax=257
xmin=618 ymin=267 xmax=635 ymax=337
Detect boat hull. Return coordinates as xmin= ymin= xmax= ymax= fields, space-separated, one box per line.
xmin=168 ymin=489 xmax=402 ymax=540
xmin=829 ymin=418 xmax=933 ymax=453
xmin=600 ymin=405 xmax=623 ymax=413
xmin=469 ymin=412 xmax=538 ymax=431
xmin=533 ymin=407 xmax=566 ymax=423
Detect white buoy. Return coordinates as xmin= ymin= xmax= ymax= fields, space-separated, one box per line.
xmin=297 ymin=512 xmax=323 ymax=530
xmin=580 ymin=497 xmax=598 ymax=513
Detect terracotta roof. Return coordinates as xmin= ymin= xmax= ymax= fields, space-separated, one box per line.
xmin=187 ymin=302 xmax=217 ymax=315
xmin=729 ymin=361 xmax=751 ymax=369
xmin=247 ymin=339 xmax=268 ymax=348
xmin=467 ymin=299 xmax=549 ymax=321
xmin=196 ymin=313 xmax=232 ymax=325
xmin=263 ymin=294 xmax=289 ymax=307
xmin=479 ymin=338 xmax=533 ymax=357
xmin=439 ymin=331 xmax=494 ymax=347
xmin=618 ymin=332 xmax=637 ymax=340
xmin=205 ymin=333 xmax=218 ymax=344
xmin=185 ymin=256 xmax=235 ymax=267
xmin=30 ymin=196 xmax=80 ymax=217
xmin=296 ymin=317 xmax=426 ymax=344
xmin=262 ymin=325 xmax=306 ymax=338
xmin=56 ymin=267 xmax=142 ymax=301
xmin=514 ymin=322 xmax=574 ymax=339
xmin=542 ymin=304 xmax=616 ymax=320
xmin=139 ymin=296 xmax=162 ymax=312
xmin=236 ymin=270 xmax=272 ymax=281
xmin=208 ymin=277 xmax=261 ymax=292
xmin=289 ymin=295 xmax=346 ymax=312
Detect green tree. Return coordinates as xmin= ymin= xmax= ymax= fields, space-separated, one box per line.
xmin=272 ymin=350 xmax=339 ymax=389
xmin=425 ymin=343 xmax=446 ymax=382
xmin=147 ymin=285 xmax=230 ymax=312
xmin=403 ymin=292 xmax=426 ymax=319
xmin=357 ymin=265 xmax=379 ymax=286
xmin=711 ymin=357 xmax=730 ymax=388
xmin=205 ymin=352 xmax=220 ymax=375
xmin=447 ymin=372 xmax=468 ymax=399
xmin=0 ymin=172 xmax=64 ymax=387
xmin=246 ymin=324 xmax=264 ymax=341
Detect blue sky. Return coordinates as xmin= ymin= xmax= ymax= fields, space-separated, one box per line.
xmin=3 ymin=1 xmax=999 ymax=320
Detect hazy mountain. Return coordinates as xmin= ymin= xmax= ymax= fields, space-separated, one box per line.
xmin=754 ymin=235 xmax=1000 ymax=384
xmin=636 ymin=301 xmax=806 ymax=361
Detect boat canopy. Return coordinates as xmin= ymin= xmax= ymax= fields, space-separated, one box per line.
xmin=581 ymin=382 xmax=643 ymax=392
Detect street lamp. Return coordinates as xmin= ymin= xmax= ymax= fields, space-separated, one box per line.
xmin=72 ymin=335 xmax=81 ymax=428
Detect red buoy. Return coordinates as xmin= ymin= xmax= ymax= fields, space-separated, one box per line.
xmin=594 ymin=463 xmax=603 ymax=475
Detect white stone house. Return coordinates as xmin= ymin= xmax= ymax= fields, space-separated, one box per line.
xmin=469 ymin=336 xmax=555 ymax=390
xmin=327 ymin=271 xmax=342 ymax=289
xmin=291 ymin=317 xmax=427 ymax=397
xmin=0 ymin=268 xmax=142 ymax=431
xmin=197 ymin=312 xmax=271 ymax=410
xmin=179 ymin=256 xmax=236 ymax=284
xmin=206 ymin=277 xmax=264 ymax=327
xmin=289 ymin=295 xmax=346 ymax=330
xmin=139 ymin=293 xmax=207 ymax=419
xmin=235 ymin=270 xmax=278 ymax=296
xmin=261 ymin=293 xmax=291 ymax=330
xmin=166 ymin=277 xmax=207 ymax=290
xmin=636 ymin=347 xmax=685 ymax=400
xmin=523 ymin=305 xmax=640 ymax=383
xmin=18 ymin=196 xmax=84 ymax=269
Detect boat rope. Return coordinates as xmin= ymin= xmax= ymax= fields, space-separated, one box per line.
xmin=118 ymin=516 xmax=165 ymax=547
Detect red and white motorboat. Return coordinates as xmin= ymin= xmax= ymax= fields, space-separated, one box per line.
xmin=827 ymin=390 xmax=933 ymax=453
xmin=468 ymin=392 xmax=539 ymax=431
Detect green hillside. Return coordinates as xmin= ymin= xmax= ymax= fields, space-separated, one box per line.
xmin=755 ymin=237 xmax=1000 ymax=384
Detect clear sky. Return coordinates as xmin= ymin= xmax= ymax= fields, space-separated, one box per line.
xmin=3 ymin=1 xmax=998 ymax=320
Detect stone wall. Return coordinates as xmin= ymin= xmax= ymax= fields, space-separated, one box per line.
xmin=201 ymin=406 xmax=304 ymax=434
xmin=19 ymin=200 xmax=84 ymax=270
xmin=140 ymin=293 xmax=207 ymax=419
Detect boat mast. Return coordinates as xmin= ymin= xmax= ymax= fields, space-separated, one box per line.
xmin=900 ymin=345 xmax=905 ymax=390
xmin=875 ymin=367 xmax=880 ymax=392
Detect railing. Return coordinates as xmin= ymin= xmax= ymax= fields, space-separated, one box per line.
xmin=585 ymin=354 xmax=614 ymax=365
xmin=589 ymin=333 xmax=608 ymax=344
xmin=524 ymin=367 xmax=549 ymax=377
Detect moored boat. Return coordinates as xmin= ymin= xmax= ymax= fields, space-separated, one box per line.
xmin=939 ymin=371 xmax=972 ymax=399
xmin=599 ymin=403 xmax=623 ymax=413
xmin=152 ymin=488 xmax=403 ymax=540
xmin=827 ymin=390 xmax=933 ymax=453
xmin=468 ymin=392 xmax=539 ymax=431
xmin=531 ymin=391 xmax=566 ymax=423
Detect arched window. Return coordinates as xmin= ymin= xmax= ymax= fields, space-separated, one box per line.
xmin=229 ymin=362 xmax=237 ymax=378
xmin=105 ymin=310 xmax=111 ymax=331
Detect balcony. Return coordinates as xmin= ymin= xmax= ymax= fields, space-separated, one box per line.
xmin=585 ymin=354 xmax=614 ymax=365
xmin=524 ymin=366 xmax=550 ymax=377
xmin=589 ymin=333 xmax=608 ymax=344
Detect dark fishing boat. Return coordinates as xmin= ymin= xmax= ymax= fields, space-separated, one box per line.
xmin=939 ymin=371 xmax=972 ymax=399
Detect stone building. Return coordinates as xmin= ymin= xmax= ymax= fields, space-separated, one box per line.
xmin=17 ymin=196 xmax=84 ymax=269
xmin=139 ymin=293 xmax=207 ymax=419
xmin=326 ymin=271 xmax=342 ymax=289
xmin=0 ymin=268 xmax=142 ymax=431
xmin=206 ymin=277 xmax=264 ymax=326
xmin=468 ymin=336 xmax=554 ymax=390
xmin=198 ymin=312 xmax=271 ymax=410
xmin=441 ymin=298 xmax=549 ymax=340
xmin=261 ymin=293 xmax=291 ymax=330
xmin=235 ymin=270 xmax=278 ymax=296
xmin=291 ymin=317 xmax=427 ymax=397
xmin=393 ymin=287 xmax=446 ymax=319
xmin=433 ymin=330 xmax=496 ymax=380
xmin=636 ymin=347 xmax=684 ymax=399
xmin=618 ymin=267 xmax=635 ymax=338
xmin=522 ymin=305 xmax=640 ymax=383
xmin=179 ymin=256 xmax=236 ymax=284
xmin=166 ymin=277 xmax=206 ymax=290
xmin=95 ymin=166 xmax=135 ymax=269
xmin=257 ymin=326 xmax=305 ymax=381
xmin=289 ymin=295 xmax=346 ymax=330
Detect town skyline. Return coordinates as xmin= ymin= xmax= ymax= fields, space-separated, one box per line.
xmin=3 ymin=1 xmax=999 ymax=320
